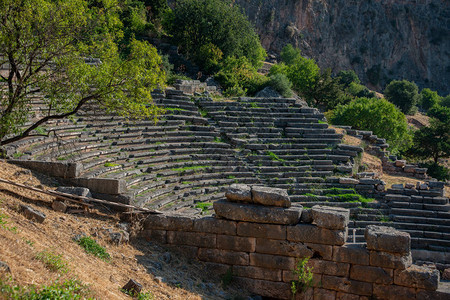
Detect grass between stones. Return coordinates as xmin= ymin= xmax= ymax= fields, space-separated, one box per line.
xmin=76 ymin=236 xmax=111 ymax=261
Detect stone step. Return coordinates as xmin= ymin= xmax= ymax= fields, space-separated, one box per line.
xmin=392 ymin=215 xmax=450 ymax=226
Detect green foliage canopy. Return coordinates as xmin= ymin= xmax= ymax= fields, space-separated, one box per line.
xmin=384 ymin=80 xmax=419 ymax=114
xmin=0 ymin=0 xmax=165 ymax=145
xmin=419 ymin=88 xmax=441 ymax=111
xmin=328 ymin=97 xmax=412 ymax=152
xmin=167 ymin=0 xmax=266 ymax=70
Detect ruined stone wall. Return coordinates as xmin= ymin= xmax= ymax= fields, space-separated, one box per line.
xmin=140 ymin=186 xmax=445 ymax=299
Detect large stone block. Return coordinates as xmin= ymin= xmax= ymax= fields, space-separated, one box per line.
xmin=237 ymin=222 xmax=286 ymax=239
xmin=305 ymin=243 xmax=333 ymax=260
xmin=322 ymin=275 xmax=372 ymax=296
xmin=18 ymin=204 xmax=46 ymax=223
xmin=140 ymin=229 xmax=166 ymax=244
xmin=312 ymin=288 xmax=336 ymax=300
xmin=332 ymin=244 xmax=369 ymax=265
xmin=282 ymin=270 xmax=322 ymax=287
xmin=225 ymin=184 xmax=252 ymax=203
xmin=166 ymin=231 xmax=216 ymax=248
xmin=349 ymin=265 xmax=393 ymax=284
xmin=249 ymin=253 xmax=295 ymax=270
xmin=394 ymin=265 xmax=439 ymax=290
xmin=365 ymin=225 xmax=410 ymax=254
xmin=369 ymin=251 xmax=412 ymax=270
xmin=308 ymin=259 xmax=349 ymax=277
xmin=198 ymin=248 xmax=249 ymax=265
xmin=234 ymin=277 xmax=291 ymax=300
xmin=251 ymin=186 xmax=291 ymax=207
xmin=335 ymin=292 xmax=360 ymax=300
xmin=233 ymin=265 xmax=282 ymax=281
xmin=287 ymin=224 xmax=347 ymax=246
xmin=144 ymin=214 xmax=168 ymax=230
xmin=256 ymin=238 xmax=313 ymax=257
xmin=373 ymin=284 xmax=415 ymax=300
xmin=193 ymin=217 xmax=236 ymax=235
xmin=166 ymin=215 xmax=194 ymax=231
xmin=311 ymin=205 xmax=350 ymax=230
xmin=214 ymin=200 xmax=301 ymax=225
xmin=217 ymin=235 xmax=255 ymax=252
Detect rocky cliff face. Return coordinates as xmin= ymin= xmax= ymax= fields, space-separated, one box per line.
xmin=234 ymin=0 xmax=450 ymax=95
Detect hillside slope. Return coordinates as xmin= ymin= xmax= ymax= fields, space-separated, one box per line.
xmin=0 ymin=161 xmax=246 ymax=299
xmin=234 ymin=0 xmax=450 ymax=94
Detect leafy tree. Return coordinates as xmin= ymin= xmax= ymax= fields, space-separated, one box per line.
xmin=347 ymin=82 xmax=376 ymax=99
xmin=280 ymin=44 xmax=302 ymax=66
xmin=167 ymin=0 xmax=266 ymax=70
xmin=439 ymin=95 xmax=450 ymax=108
xmin=384 ymin=80 xmax=419 ymax=114
xmin=328 ymin=97 xmax=412 ymax=152
xmin=337 ymin=70 xmax=360 ymax=88
xmin=0 ymin=0 xmax=165 ymax=146
xmin=268 ymin=74 xmax=293 ymax=98
xmin=312 ymin=69 xmax=345 ymax=110
xmin=419 ymin=88 xmax=441 ymax=111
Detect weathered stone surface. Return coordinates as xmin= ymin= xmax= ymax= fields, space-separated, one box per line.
xmin=339 ymin=177 xmax=359 ymax=185
xmin=234 ymin=277 xmax=291 ymax=300
xmin=305 ymin=243 xmax=333 ymax=260
xmin=300 ymin=209 xmax=313 ymax=223
xmin=193 ymin=217 xmax=236 ymax=235
xmin=249 ymin=253 xmax=295 ymax=270
xmin=335 ymin=292 xmax=360 ymax=300
xmin=213 ymin=200 xmax=301 ymax=225
xmin=233 ymin=265 xmax=282 ymax=281
xmin=255 ymin=238 xmax=313 ymax=257
xmin=394 ymin=265 xmax=440 ymax=290
xmin=312 ymin=288 xmax=336 ymax=300
xmin=141 ymin=229 xmax=167 ymax=244
xmin=225 ymin=184 xmax=252 ymax=203
xmin=283 ymin=271 xmax=322 ymax=286
xmin=237 ymin=222 xmax=286 ymax=240
xmin=373 ymin=284 xmax=416 ymax=300
xmin=217 ymin=235 xmax=255 ymax=252
xmin=165 ymin=215 xmax=194 ymax=231
xmin=251 ymin=186 xmax=291 ymax=207
xmin=144 ymin=214 xmax=168 ymax=230
xmin=198 ymin=248 xmax=249 ymax=265
xmin=443 ymin=268 xmax=450 ymax=280
xmin=416 ymin=289 xmax=450 ymax=300
xmin=167 ymin=231 xmax=216 ymax=248
xmin=0 ymin=261 xmax=10 ymax=274
xmin=52 ymin=200 xmax=67 ymax=213
xmin=19 ymin=204 xmax=46 ymax=223
xmin=392 ymin=184 xmax=404 ymax=189
xmin=287 ymin=224 xmax=347 ymax=246
xmin=322 ymin=275 xmax=372 ymax=296
xmin=350 ymin=265 xmax=393 ymax=284
xmin=309 ymin=259 xmax=350 ymax=277
xmin=332 ymin=244 xmax=369 ymax=265
xmin=166 ymin=245 xmax=198 ymax=260
xmin=121 ymin=279 xmax=142 ymax=296
xmin=395 ymin=160 xmax=406 ymax=167
xmin=311 ymin=205 xmax=350 ymax=230
xmin=365 ymin=225 xmax=410 ymax=254
xmin=370 ymin=251 xmax=412 ymax=270
xmin=56 ymin=186 xmax=92 ymax=198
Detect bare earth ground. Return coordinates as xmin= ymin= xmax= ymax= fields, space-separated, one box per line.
xmin=0 ymin=161 xmax=247 ymax=300
xmin=407 ymin=112 xmax=430 ymax=129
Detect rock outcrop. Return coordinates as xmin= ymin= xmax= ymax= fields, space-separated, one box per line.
xmin=234 ymin=0 xmax=450 ymax=94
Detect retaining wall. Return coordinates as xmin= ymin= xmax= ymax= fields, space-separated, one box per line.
xmin=140 ymin=197 xmax=446 ymax=299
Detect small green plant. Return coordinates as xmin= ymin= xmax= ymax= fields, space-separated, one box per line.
xmin=267 ymin=151 xmax=284 ymax=162
xmin=36 ymin=249 xmax=69 ymax=273
xmin=104 ymin=162 xmax=119 ymax=167
xmin=250 ymin=102 xmax=261 ymax=108
xmin=195 ymin=202 xmax=212 ymax=212
xmin=380 ymin=215 xmax=391 ymax=223
xmin=76 ymin=236 xmax=111 ymax=261
xmin=34 ymin=126 xmax=46 ymax=135
xmin=172 ymin=165 xmax=207 ymax=173
xmin=291 ymin=257 xmax=314 ymax=300
xmin=0 ymin=213 xmax=17 ymax=233
xmin=12 ymin=152 xmax=24 ymax=158
xmin=227 ymin=175 xmax=236 ymax=179
xmin=0 ymin=278 xmax=90 ymax=299
xmin=121 ymin=288 xmax=154 ymax=300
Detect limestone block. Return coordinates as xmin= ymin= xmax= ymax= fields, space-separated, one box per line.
xmin=369 ymin=251 xmax=412 ymax=270
xmin=416 ymin=289 xmax=450 ymax=300
xmin=339 ymin=177 xmax=359 ymax=185
xmin=309 ymin=259 xmax=350 ymax=277
xmin=392 ymin=184 xmax=404 ymax=189
xmin=167 ymin=231 xmax=216 ymax=248
xmin=394 ymin=265 xmax=439 ymax=290
xmin=395 ymin=160 xmax=406 ymax=167
xmin=322 ymin=275 xmax=372 ymax=296
xmin=213 ymin=200 xmax=301 ymax=225
xmin=365 ymin=225 xmax=410 ymax=254
xmin=19 ymin=204 xmax=46 ymax=223
xmin=234 ymin=277 xmax=291 ymax=300
xmin=311 ymin=205 xmax=350 ymax=230
xmin=287 ymin=224 xmax=347 ymax=246
xmin=144 ymin=214 xmax=168 ymax=230
xmin=255 ymin=238 xmax=313 ymax=257
xmin=237 ymin=222 xmax=286 ymax=239
xmin=251 ymin=186 xmax=291 ymax=207
xmin=233 ymin=265 xmax=282 ymax=281
xmin=225 ymin=184 xmax=252 ymax=203
xmin=332 ymin=244 xmax=369 ymax=265
xmin=198 ymin=248 xmax=249 ymax=265
xmin=249 ymin=253 xmax=295 ymax=270
xmin=305 ymin=243 xmax=333 ymax=260
xmin=193 ymin=217 xmax=236 ymax=235
xmin=166 ymin=215 xmax=194 ymax=231
xmin=300 ymin=209 xmax=313 ymax=223
xmin=282 ymin=271 xmax=322 ymax=287
xmin=52 ymin=200 xmax=67 ymax=213
xmin=217 ymin=235 xmax=255 ymax=252
xmin=336 ymin=292 xmax=360 ymax=300
xmin=349 ymin=265 xmax=393 ymax=284
xmin=373 ymin=284 xmax=415 ymax=300
xmin=312 ymin=288 xmax=336 ymax=300
xmin=140 ymin=229 xmax=166 ymax=244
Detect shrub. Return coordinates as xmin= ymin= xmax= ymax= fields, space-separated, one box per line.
xmin=337 ymin=70 xmax=360 ymax=88
xmin=268 ymin=73 xmax=293 ymax=98
xmin=36 ymin=250 xmax=69 ymax=273
xmin=328 ymin=97 xmax=412 ymax=152
xmin=420 ymin=162 xmax=450 ymax=181
xmin=291 ymin=257 xmax=314 ymax=299
xmin=419 ymin=88 xmax=441 ymax=111
xmin=384 ymin=80 xmax=420 ymax=114
xmin=168 ymin=0 xmax=266 ymax=70
xmin=441 ymin=95 xmax=450 ymax=108
xmin=347 ymin=82 xmax=376 ymax=98
xmin=195 ymin=43 xmax=223 ymax=73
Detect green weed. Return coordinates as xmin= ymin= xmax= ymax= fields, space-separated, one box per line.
xmin=35 ymin=249 xmax=69 ymax=273
xmin=195 ymin=202 xmax=212 ymax=212
xmin=291 ymin=257 xmax=314 ymax=300
xmin=267 ymin=151 xmax=284 ymax=162
xmin=104 ymin=162 xmax=119 ymax=167
xmin=0 ymin=213 xmax=17 ymax=233
xmin=76 ymin=236 xmax=110 ymax=261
